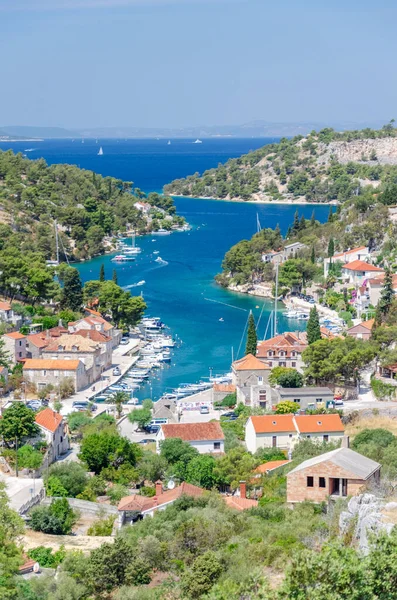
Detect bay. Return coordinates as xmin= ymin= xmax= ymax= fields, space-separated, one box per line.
xmin=0 ymin=138 xmax=330 ymax=399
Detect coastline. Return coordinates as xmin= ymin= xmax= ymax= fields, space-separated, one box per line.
xmin=170 ymin=194 xmax=338 ymax=206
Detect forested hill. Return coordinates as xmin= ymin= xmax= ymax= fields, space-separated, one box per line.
xmin=164 ymin=123 xmax=397 ymax=203
xmin=0 ymin=150 xmax=184 ymax=262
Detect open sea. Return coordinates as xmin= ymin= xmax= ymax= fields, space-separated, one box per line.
xmin=0 ymin=138 xmax=331 ymax=399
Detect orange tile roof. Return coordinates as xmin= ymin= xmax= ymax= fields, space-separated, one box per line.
xmin=118 ymin=482 xmax=204 ymax=512
xmin=361 ymin=318 xmax=375 ymax=330
xmin=342 ymin=260 xmax=383 ymax=272
xmin=257 ymin=332 xmax=307 ymax=358
xmin=250 ymin=415 xmax=296 ymax=434
xmin=233 ymin=353 xmax=270 ymax=371
xmin=213 ymin=383 xmax=236 ymax=393
xmin=35 ymin=408 xmax=63 ymax=433
xmin=294 ymin=414 xmax=344 ymax=433
xmin=23 ymin=359 xmax=81 ymax=371
xmin=161 ymin=422 xmax=224 ymax=441
xmin=0 ymin=301 xmax=11 ymax=311
xmin=4 ymin=331 xmax=26 ymax=340
xmin=81 ymin=316 xmax=113 ymax=332
xmin=223 ymin=496 xmax=258 ymax=511
xmin=334 ymin=246 xmax=367 ymax=258
xmin=44 ymin=334 xmax=99 ymax=353
xmin=74 ymin=329 xmax=111 ymax=343
xmin=254 ymin=460 xmax=291 ymax=474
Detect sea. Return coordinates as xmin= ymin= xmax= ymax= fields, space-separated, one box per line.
xmin=0 ymin=138 xmax=331 ymax=400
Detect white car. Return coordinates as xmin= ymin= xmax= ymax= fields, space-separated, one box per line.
xmin=112 ymin=368 xmax=121 ymax=376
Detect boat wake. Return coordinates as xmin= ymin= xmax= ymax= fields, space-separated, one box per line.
xmin=123 ymin=280 xmax=145 ymax=290
xmin=24 ymin=148 xmax=37 ymax=152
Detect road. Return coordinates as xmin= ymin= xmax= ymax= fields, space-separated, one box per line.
xmin=0 ymin=472 xmax=43 ymax=512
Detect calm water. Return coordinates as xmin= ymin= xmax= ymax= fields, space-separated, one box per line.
xmin=0 ymin=138 xmax=330 ymax=399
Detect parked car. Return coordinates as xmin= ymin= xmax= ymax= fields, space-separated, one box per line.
xmin=72 ymin=401 xmax=96 ymax=412
xmin=200 ymin=406 xmax=209 ymax=414
xmin=146 ymin=424 xmax=160 ymax=434
xmin=120 ymin=338 xmax=129 ymax=345
xmin=112 ymin=367 xmax=121 ymax=376
xmin=138 ymin=438 xmax=156 ymax=445
xmin=222 ymin=411 xmax=237 ymax=419
xmin=26 ymin=400 xmax=42 ymax=411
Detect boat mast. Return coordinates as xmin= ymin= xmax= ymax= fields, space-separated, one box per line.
xmin=274 ymin=262 xmax=279 ymax=337
xmin=55 ymin=220 xmax=60 ymax=265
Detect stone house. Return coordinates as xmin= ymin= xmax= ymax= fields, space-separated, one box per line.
xmin=274 ymin=386 xmax=334 ymax=411
xmin=2 ymin=332 xmax=27 ymax=364
xmin=341 ymin=260 xmax=384 ymax=286
xmin=156 ymin=422 xmax=225 ymax=454
xmin=231 ymin=354 xmax=272 ymax=409
xmin=347 ymin=319 xmax=375 ymax=340
xmin=78 ymin=311 xmax=122 ymax=348
xmin=361 ymin=273 xmax=397 ymax=308
xmin=26 ymin=326 xmax=68 ymax=359
xmin=35 ymin=407 xmax=70 ymax=460
xmin=152 ymin=397 xmax=180 ymax=424
xmin=323 ymin=246 xmax=370 ymax=277
xmin=245 ymin=413 xmax=344 ymax=453
xmin=23 ymin=359 xmax=89 ymax=392
xmin=41 ymin=334 xmax=107 ymax=384
xmin=283 ymin=242 xmax=307 ymax=260
xmin=257 ymin=332 xmax=307 ymax=370
xmin=286 ymin=447 xmax=381 ymax=504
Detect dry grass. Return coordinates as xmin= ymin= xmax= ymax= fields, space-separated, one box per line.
xmin=346 ymin=414 xmax=397 ymax=439
xmin=22 ymin=529 xmax=114 ymax=552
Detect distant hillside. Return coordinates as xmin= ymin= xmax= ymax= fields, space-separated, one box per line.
xmin=0 ymin=126 xmax=76 ymax=139
xmin=164 ymin=124 xmax=397 ymax=203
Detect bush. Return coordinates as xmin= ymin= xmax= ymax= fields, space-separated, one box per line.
xmin=87 ymin=515 xmax=115 ymax=536
xmin=28 ymin=545 xmax=66 ymax=568
xmin=275 ymin=401 xmax=298 ymax=414
xmin=181 ymin=551 xmax=223 ymax=598
xmin=67 ymin=412 xmax=92 ymax=432
xmin=352 ymin=428 xmax=395 ymax=450
xmin=30 ymin=498 xmax=78 ymax=535
xmin=44 ymin=462 xmax=88 ymax=498
xmin=371 ymin=376 xmax=396 ymax=400
xmin=17 ymin=445 xmax=43 ymax=470
xmin=125 ymin=557 xmax=152 ymax=585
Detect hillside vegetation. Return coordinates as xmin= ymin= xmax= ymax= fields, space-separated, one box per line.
xmin=165 ymin=122 xmax=397 ymax=202
xmin=0 ymin=150 xmax=184 ymax=262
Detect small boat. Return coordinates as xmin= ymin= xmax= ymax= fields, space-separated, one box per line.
xmin=219 ymin=318 xmax=224 ymax=322
xmin=193 ymin=139 xmax=202 ymax=144
xmin=153 ymin=250 xmax=160 ymax=255
xmin=111 ymin=254 xmax=135 ymax=262
xmin=98 ymin=146 xmax=104 ymax=156
xmin=284 ymin=310 xmax=299 ymax=318
xmin=167 ymin=140 xmax=171 ymax=145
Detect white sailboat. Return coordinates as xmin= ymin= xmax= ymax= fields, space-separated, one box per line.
xmin=167 ymin=140 xmax=171 ymax=145
xmin=98 ymin=146 xmax=103 ymax=156
xmin=122 ymin=230 xmax=141 ymax=255
xmin=193 ymin=139 xmax=202 ymax=144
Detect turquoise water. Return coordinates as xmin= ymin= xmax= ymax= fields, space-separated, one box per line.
xmin=0 ymin=138 xmax=330 ymax=399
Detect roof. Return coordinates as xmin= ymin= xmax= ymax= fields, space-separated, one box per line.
xmin=4 ymin=331 xmax=26 ymax=340
xmin=257 ymin=332 xmax=307 ymax=358
xmin=160 ymin=422 xmax=225 ymax=442
xmin=23 ymin=359 xmax=81 ymax=371
xmin=74 ymin=329 xmax=111 ymax=343
xmin=254 ymin=460 xmax=291 ymax=474
xmin=43 ymin=334 xmax=100 ymax=353
xmin=294 ymin=414 xmax=344 ymax=433
xmin=368 ymin=273 xmax=397 ymax=288
xmin=0 ymin=301 xmax=11 ymax=311
xmin=232 ymin=354 xmax=270 ymax=371
xmin=342 ymin=260 xmax=384 ymax=272
xmin=35 ymin=408 xmax=63 ymax=433
xmin=278 ymin=386 xmax=333 ymax=397
xmin=223 ymin=496 xmax=258 ymax=511
xmin=118 ymin=482 xmax=204 ymax=512
xmin=213 ymin=383 xmax=236 ymax=393
xmin=348 ymin=319 xmax=375 ymax=334
xmin=333 ymin=246 xmax=367 ymax=258
xmin=288 ymin=447 xmax=381 ymax=480
xmin=249 ymin=415 xmax=296 ymax=434
xmin=26 ymin=327 xmax=68 ymax=349
xmin=79 ymin=316 xmax=113 ymax=332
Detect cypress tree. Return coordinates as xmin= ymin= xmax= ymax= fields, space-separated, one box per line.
xmin=327 ymin=238 xmax=335 ymax=258
xmin=293 ymin=209 xmax=300 ymax=233
xmin=99 ymin=264 xmax=105 ymax=282
xmin=112 ymin=269 xmax=118 ymax=285
xmin=328 ymin=206 xmax=334 ymax=222
xmin=310 ymin=210 xmax=316 ymax=226
xmin=245 ymin=311 xmax=258 ymax=357
xmin=311 ymin=247 xmax=316 ymax=264
xmin=299 ymin=215 xmax=306 ymax=230
xmin=375 ymin=269 xmax=394 ymax=324
xmin=307 ymin=306 xmax=321 ymax=344
xmin=61 ymin=267 xmax=83 ymax=312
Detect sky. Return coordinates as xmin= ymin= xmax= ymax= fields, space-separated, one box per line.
xmin=0 ymin=0 xmax=396 ymax=129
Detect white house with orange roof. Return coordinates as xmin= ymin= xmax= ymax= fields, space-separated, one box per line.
xmin=257 ymin=332 xmax=307 ymax=371
xmin=341 ymin=260 xmax=384 ymax=286
xmin=156 ymin=422 xmax=225 ymax=454
xmin=71 ymin=313 xmax=122 ymax=348
xmin=23 ymin=359 xmax=89 ymax=391
xmin=0 ymin=301 xmax=22 ymax=327
xmin=232 ymin=353 xmax=272 ymax=409
xmin=35 ymin=407 xmax=69 ymax=460
xmin=360 ymin=273 xmax=397 ymax=307
xmin=2 ymin=331 xmax=27 ymax=364
xmin=323 ymin=246 xmax=370 ymax=277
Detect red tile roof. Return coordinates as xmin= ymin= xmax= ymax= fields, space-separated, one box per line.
xmin=213 ymin=383 xmax=236 ymax=393
xmin=294 ymin=414 xmax=344 ymax=433
xmin=257 ymin=332 xmax=307 ymax=358
xmin=35 ymin=408 xmax=63 ymax=433
xmin=74 ymin=329 xmax=111 ymax=343
xmin=4 ymin=331 xmax=26 ymax=340
xmin=233 ymin=353 xmax=270 ymax=371
xmin=118 ymin=482 xmax=204 ymax=512
xmin=0 ymin=301 xmax=11 ymax=311
xmin=342 ymin=260 xmax=383 ymax=272
xmin=24 ymin=359 xmax=81 ymax=371
xmin=250 ymin=415 xmax=296 ymax=434
xmin=161 ymin=422 xmax=224 ymax=442
xmin=333 ymin=246 xmax=367 ymax=258
xmin=254 ymin=460 xmax=291 ymax=474
xmin=223 ymin=496 xmax=258 ymax=511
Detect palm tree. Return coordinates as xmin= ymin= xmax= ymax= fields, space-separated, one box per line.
xmin=111 ymin=391 xmax=130 ymax=419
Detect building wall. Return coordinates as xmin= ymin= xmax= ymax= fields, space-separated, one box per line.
xmin=347 ymin=325 xmax=372 ymax=340
xmin=3 ymin=336 xmax=27 ymax=364
xmin=41 ymin=348 xmax=104 ymax=384
xmin=286 ymin=460 xmax=379 ymax=503
xmin=38 ymin=423 xmax=70 ymax=458
xmin=276 ymin=390 xmax=334 ymax=410
xmin=23 ymin=366 xmax=88 ymax=392
xmin=297 ymin=432 xmax=345 ymax=444
xmin=26 ymin=342 xmax=43 ymax=359
xmin=156 ymin=429 xmax=224 ymax=454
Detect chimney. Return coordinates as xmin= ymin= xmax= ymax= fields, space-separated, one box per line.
xmin=155 ymin=481 xmax=163 ymax=496
xmin=341 ymin=435 xmax=350 ymax=449
xmin=239 ymin=481 xmax=247 ymax=499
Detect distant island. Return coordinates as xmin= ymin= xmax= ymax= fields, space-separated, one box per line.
xmin=164 ymin=123 xmax=397 ymax=203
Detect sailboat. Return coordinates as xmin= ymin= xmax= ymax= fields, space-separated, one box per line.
xmin=193 ymin=139 xmax=202 ymax=144
xmin=119 ymin=230 xmax=141 ymax=255
xmin=98 ymin=146 xmax=103 ymax=156
xmin=167 ymin=140 xmax=171 ymax=145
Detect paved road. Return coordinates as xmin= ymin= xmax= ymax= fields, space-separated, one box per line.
xmin=0 ymin=472 xmax=43 ymax=511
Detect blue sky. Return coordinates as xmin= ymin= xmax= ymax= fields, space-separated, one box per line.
xmin=0 ymin=0 xmax=396 ymax=128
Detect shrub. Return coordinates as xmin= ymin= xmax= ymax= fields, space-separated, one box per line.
xmin=87 ymin=515 xmax=115 ymax=536
xmin=17 ymin=445 xmax=43 ymax=470
xmin=44 ymin=462 xmax=88 ymax=498
xmin=68 ymin=412 xmax=92 ymax=432
xmin=371 ymin=377 xmax=396 ymax=400
xmin=28 ymin=545 xmax=66 ymax=568
xmin=275 ymin=401 xmax=298 ymax=414
xmin=30 ymin=498 xmax=78 ymax=535
xmin=181 ymin=551 xmax=223 ymax=598
xmin=125 ymin=557 xmax=152 ymax=585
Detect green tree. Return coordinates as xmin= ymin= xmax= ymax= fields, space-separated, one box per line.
xmin=137 ymin=453 xmax=168 ymax=483
xmin=275 ymin=400 xmax=299 ymax=414
xmin=0 ymin=482 xmax=25 ymax=599
xmin=111 ymin=391 xmax=130 ymax=419
xmin=0 ymin=338 xmax=10 ymax=369
xmin=85 ymin=538 xmax=134 ymax=595
xmin=160 ymin=437 xmax=198 ymax=480
xmin=67 ymin=411 xmax=91 ymax=432
xmin=125 ymin=557 xmax=152 ymax=586
xmin=311 ymin=246 xmax=315 ymax=264
xmin=0 ymin=402 xmax=39 ymax=444
xmin=213 ymin=446 xmax=256 ymax=489
xmin=128 ymin=408 xmax=152 ymax=431
xmin=44 ymin=463 xmax=88 ymax=498
xmin=99 ymin=263 xmax=105 ymax=282
xmin=245 ymin=311 xmax=258 ymax=356
xmin=30 ymin=498 xmax=78 ymax=535
xmin=79 ymin=431 xmax=142 ymax=474
xmin=310 ymin=210 xmax=316 ymax=226
xmin=17 ymin=444 xmax=43 ymax=470
xmin=112 ymin=269 xmax=118 ymax=285
xmin=182 ymin=551 xmax=223 ymax=598
xmin=269 ymin=366 xmax=303 ymax=387
xmin=327 ymin=206 xmax=334 ymax=223
xmin=307 ymin=306 xmax=321 ymax=344
xmin=61 ymin=267 xmax=83 ymax=312
xmin=375 ymin=269 xmax=394 ymax=325
xmin=185 ymin=455 xmax=218 ymax=489
xmin=327 ymin=237 xmax=335 ymax=258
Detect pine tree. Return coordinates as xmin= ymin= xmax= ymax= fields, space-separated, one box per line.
xmin=311 ymin=247 xmax=315 ymax=264
xmin=310 ymin=210 xmax=316 ymax=226
xmin=293 ymin=209 xmax=300 ymax=233
xmin=112 ymin=269 xmax=118 ymax=285
xmin=328 ymin=206 xmax=333 ymax=223
xmin=327 ymin=238 xmax=335 ymax=258
xmin=99 ymin=264 xmax=105 ymax=282
xmin=299 ymin=215 xmax=306 ymax=230
xmin=375 ymin=269 xmax=394 ymax=324
xmin=245 ymin=311 xmax=257 ymax=356
xmin=274 ymin=223 xmax=281 ymax=237
xmin=61 ymin=267 xmax=83 ymax=312
xmin=307 ymin=306 xmax=321 ymax=344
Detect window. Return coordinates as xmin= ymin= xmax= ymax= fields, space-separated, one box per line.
xmin=293 ymin=398 xmax=300 ymax=404
xmin=268 ymin=361 xmax=272 ymax=367
xmin=292 ymin=362 xmax=296 ymax=368
xmin=279 ymin=362 xmax=286 ymax=367
xmin=259 ymin=390 xmax=267 ymax=401
xmin=316 ymin=398 xmax=323 ymax=404
xmin=214 ymin=442 xmax=221 ymax=450
xmin=306 ymin=434 xmax=311 ymax=438
xmin=279 ymin=351 xmax=285 ymax=357
xmin=258 ymin=376 xmax=263 ymax=384
xmin=42 ymin=370 xmax=47 ymax=376
xmin=267 ymin=351 xmax=273 ymax=357
xmin=19 ymin=341 xmax=22 ymax=347
xmin=319 ymin=477 xmax=326 ymax=488
xmin=272 ymin=436 xmax=277 ymax=448
xmin=289 ymin=433 xmax=293 ymax=438
xmin=307 ymin=476 xmax=314 ymax=487
xmin=291 ymin=351 xmax=296 ymax=357
xmin=323 ymin=434 xmax=329 ymax=442
xmin=18 ymin=352 xmax=22 ymax=358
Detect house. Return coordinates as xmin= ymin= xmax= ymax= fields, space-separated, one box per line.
xmin=223 ymin=482 xmax=258 ymax=511
xmin=0 ymin=301 xmax=22 ymax=327
xmin=212 ymin=383 xmax=236 ymax=404
xmin=274 ymin=386 xmax=334 ymax=410
xmin=324 ymin=246 xmax=370 ymax=277
xmin=257 ymin=332 xmax=307 ymax=370
xmin=347 ymin=319 xmax=375 ymax=340
xmin=156 ymin=422 xmax=225 ymax=454
xmin=231 ymin=354 xmax=271 ymax=409
xmin=35 ymin=408 xmax=69 ymax=460
xmin=134 ymin=201 xmax=152 ymax=215
xmin=261 ymin=250 xmax=283 ymax=265
xmin=26 ymin=326 xmax=69 ymax=359
xmin=283 ymin=242 xmax=307 ymax=260
xmin=286 ymin=447 xmax=381 ymax=503
xmin=70 ymin=315 xmax=122 ymax=348
xmin=363 ymin=273 xmax=397 ymax=307
xmin=261 ymin=243 xmax=307 ymax=266
xmin=152 ymin=397 xmax=180 ymax=424
xmin=245 ymin=413 xmax=344 ymax=453
xmin=118 ymin=481 xmax=205 ymax=525
xmin=2 ymin=332 xmax=27 ymax=364
xmin=23 ymin=359 xmax=89 ymax=392
xmin=377 ymin=363 xmax=397 ymax=385
xmin=341 ymin=260 xmax=384 ymax=286
xmin=252 ymin=460 xmax=291 ymax=478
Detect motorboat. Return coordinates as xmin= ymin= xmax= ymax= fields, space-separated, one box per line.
xmin=111 ymin=254 xmax=135 ymax=262
xmin=152 ymin=229 xmax=171 ymax=236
